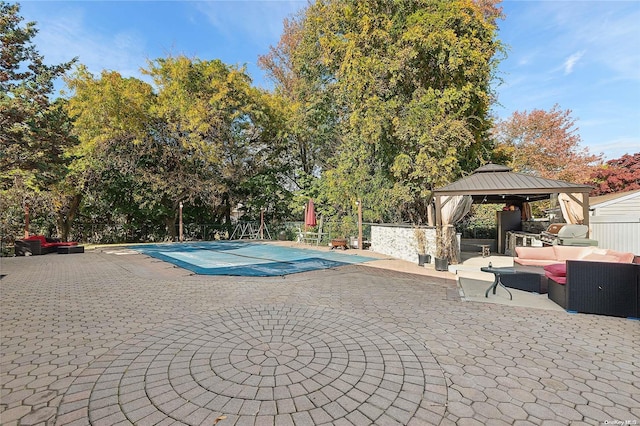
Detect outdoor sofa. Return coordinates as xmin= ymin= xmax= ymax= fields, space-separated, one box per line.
xmin=545 ymin=260 xmax=639 ymax=318
xmin=514 ymin=246 xmax=638 ymax=318
xmin=513 ymin=245 xmax=634 ymax=268
xmin=14 ymin=235 xmax=81 ymax=256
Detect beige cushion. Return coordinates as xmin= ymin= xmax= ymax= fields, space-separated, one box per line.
xmin=553 ymin=246 xmax=595 ymax=261
xmin=581 ymin=253 xmax=620 ymax=263
xmin=514 ymin=258 xmax=562 ymax=266
xmin=515 ymin=246 xmax=556 ymax=260
xmin=605 ymin=250 xmax=635 ymax=263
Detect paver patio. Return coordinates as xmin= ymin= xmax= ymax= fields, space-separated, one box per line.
xmin=1 ymin=247 xmax=638 ymax=425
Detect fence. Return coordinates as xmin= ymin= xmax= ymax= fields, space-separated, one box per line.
xmin=282 ymin=221 xmax=373 ymax=245
xmin=590 ymin=215 xmax=640 ymax=255
xmin=67 ymin=220 xmax=374 ymax=245
xmin=70 ymin=223 xmax=233 ymax=244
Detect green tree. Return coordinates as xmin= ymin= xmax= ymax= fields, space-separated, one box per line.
xmin=0 ymin=2 xmax=77 ymax=189
xmin=259 ymin=14 xmax=341 ymax=185
xmin=266 ymin=0 xmax=503 ymax=224
xmin=64 ymin=66 xmax=160 ymax=239
xmin=144 ymin=56 xmax=290 ymax=229
xmin=1 ymin=2 xmax=78 ymax=241
xmin=65 ymin=57 xmax=290 ymax=241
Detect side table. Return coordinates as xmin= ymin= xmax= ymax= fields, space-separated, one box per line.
xmin=481 ymin=267 xmax=514 ymax=300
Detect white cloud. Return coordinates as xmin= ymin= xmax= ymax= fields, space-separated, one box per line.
xmin=545 ymin=2 xmax=640 ymax=81
xmin=585 ymin=136 xmax=638 ymax=160
xmin=563 ymin=50 xmax=585 ymax=75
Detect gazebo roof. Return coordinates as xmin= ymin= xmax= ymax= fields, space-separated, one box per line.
xmin=434 ymin=164 xmax=592 ymax=203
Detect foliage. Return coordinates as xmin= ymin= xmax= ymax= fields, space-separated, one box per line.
xmin=263 ymin=0 xmax=504 ymax=224
xmin=0 ymin=2 xmax=77 ymax=189
xmin=64 ymin=57 xmax=291 ymax=240
xmin=456 ymin=204 xmax=497 ymax=238
xmin=0 ymin=2 xmax=79 ymax=240
xmin=492 ymin=104 xmax=602 ymax=182
xmin=414 ymin=227 xmax=428 ymax=253
xmin=64 ymin=66 xmax=159 ymax=236
xmin=2 ymin=0 xmax=509 ymax=244
xmin=589 ymin=153 xmax=640 ymax=196
xmin=258 ymin=15 xmax=340 ymax=182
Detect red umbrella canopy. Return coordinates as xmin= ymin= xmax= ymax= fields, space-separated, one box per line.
xmin=305 ymin=199 xmax=317 ymax=227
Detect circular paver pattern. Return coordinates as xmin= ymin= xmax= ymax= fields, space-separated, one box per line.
xmin=56 ymin=305 xmax=446 ymax=425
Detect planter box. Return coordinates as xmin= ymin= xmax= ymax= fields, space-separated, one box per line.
xmin=434 ymin=257 xmax=449 ymax=271
xmin=418 ymin=254 xmax=431 ymax=266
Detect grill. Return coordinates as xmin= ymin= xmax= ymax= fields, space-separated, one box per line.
xmin=540 ymin=224 xmax=598 ymax=247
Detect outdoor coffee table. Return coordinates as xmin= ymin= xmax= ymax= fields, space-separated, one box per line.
xmin=481 ymin=266 xmax=516 ymax=300
xmin=57 ymin=245 xmax=85 ymax=254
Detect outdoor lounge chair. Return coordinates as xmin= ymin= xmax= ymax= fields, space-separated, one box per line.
xmin=15 ymin=235 xmax=81 ymax=255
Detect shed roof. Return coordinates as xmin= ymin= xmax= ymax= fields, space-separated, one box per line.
xmin=590 ymin=189 xmax=640 ymax=209
xmin=433 ymin=164 xmax=592 ymax=203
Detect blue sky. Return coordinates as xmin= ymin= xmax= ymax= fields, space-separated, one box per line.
xmin=18 ymin=0 xmax=640 ymax=161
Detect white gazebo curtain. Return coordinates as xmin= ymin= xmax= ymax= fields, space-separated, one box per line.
xmin=440 ymin=195 xmax=473 ymax=226
xmin=438 ymin=195 xmax=472 ymax=264
xmin=558 ymin=193 xmax=585 ymax=224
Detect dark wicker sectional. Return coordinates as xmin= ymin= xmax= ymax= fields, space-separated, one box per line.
xmin=547 ymin=260 xmax=639 ymax=318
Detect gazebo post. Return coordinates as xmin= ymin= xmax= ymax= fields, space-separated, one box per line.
xmin=582 ymin=194 xmax=590 ymax=236
xmin=434 ymin=196 xmax=442 ymax=228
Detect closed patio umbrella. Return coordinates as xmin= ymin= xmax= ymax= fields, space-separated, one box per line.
xmin=305 ymin=199 xmax=317 ymax=228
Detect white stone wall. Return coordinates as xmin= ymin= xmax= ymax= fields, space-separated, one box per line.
xmin=370 ymin=225 xmax=437 ymax=264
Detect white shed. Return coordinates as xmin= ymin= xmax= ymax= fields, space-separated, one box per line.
xmin=590 ymin=189 xmax=640 ymax=215
xmin=589 ymin=189 xmax=640 ymax=255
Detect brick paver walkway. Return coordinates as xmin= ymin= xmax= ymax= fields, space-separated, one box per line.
xmin=1 ymin=249 xmax=638 ymax=425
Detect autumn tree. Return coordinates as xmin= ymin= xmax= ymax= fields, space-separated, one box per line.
xmin=64 ymin=66 xmax=160 ymax=239
xmin=589 ymin=153 xmax=640 ymax=195
xmin=492 ymin=104 xmax=602 ymax=182
xmin=262 ymin=0 xmax=503 ymax=225
xmin=144 ymin=56 xmax=291 ymax=228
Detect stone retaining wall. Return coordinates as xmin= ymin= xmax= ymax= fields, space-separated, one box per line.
xmin=370 ymin=224 xmax=437 ymax=264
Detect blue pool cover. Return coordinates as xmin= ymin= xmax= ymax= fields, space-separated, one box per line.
xmin=132 ymin=241 xmax=376 ymax=276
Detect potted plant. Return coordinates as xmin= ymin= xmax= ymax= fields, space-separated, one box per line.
xmin=434 ymin=226 xmax=451 ymax=271
xmin=414 ymin=227 xmax=431 ymax=266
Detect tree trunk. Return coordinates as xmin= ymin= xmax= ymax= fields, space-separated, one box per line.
xmin=57 ymin=194 xmax=82 ymax=241
xmin=165 ymin=197 xmax=187 ymax=241
xmin=224 ymin=193 xmax=231 ymax=224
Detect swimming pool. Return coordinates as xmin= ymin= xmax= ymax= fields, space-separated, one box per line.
xmin=132 ymin=241 xmax=376 ymax=276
